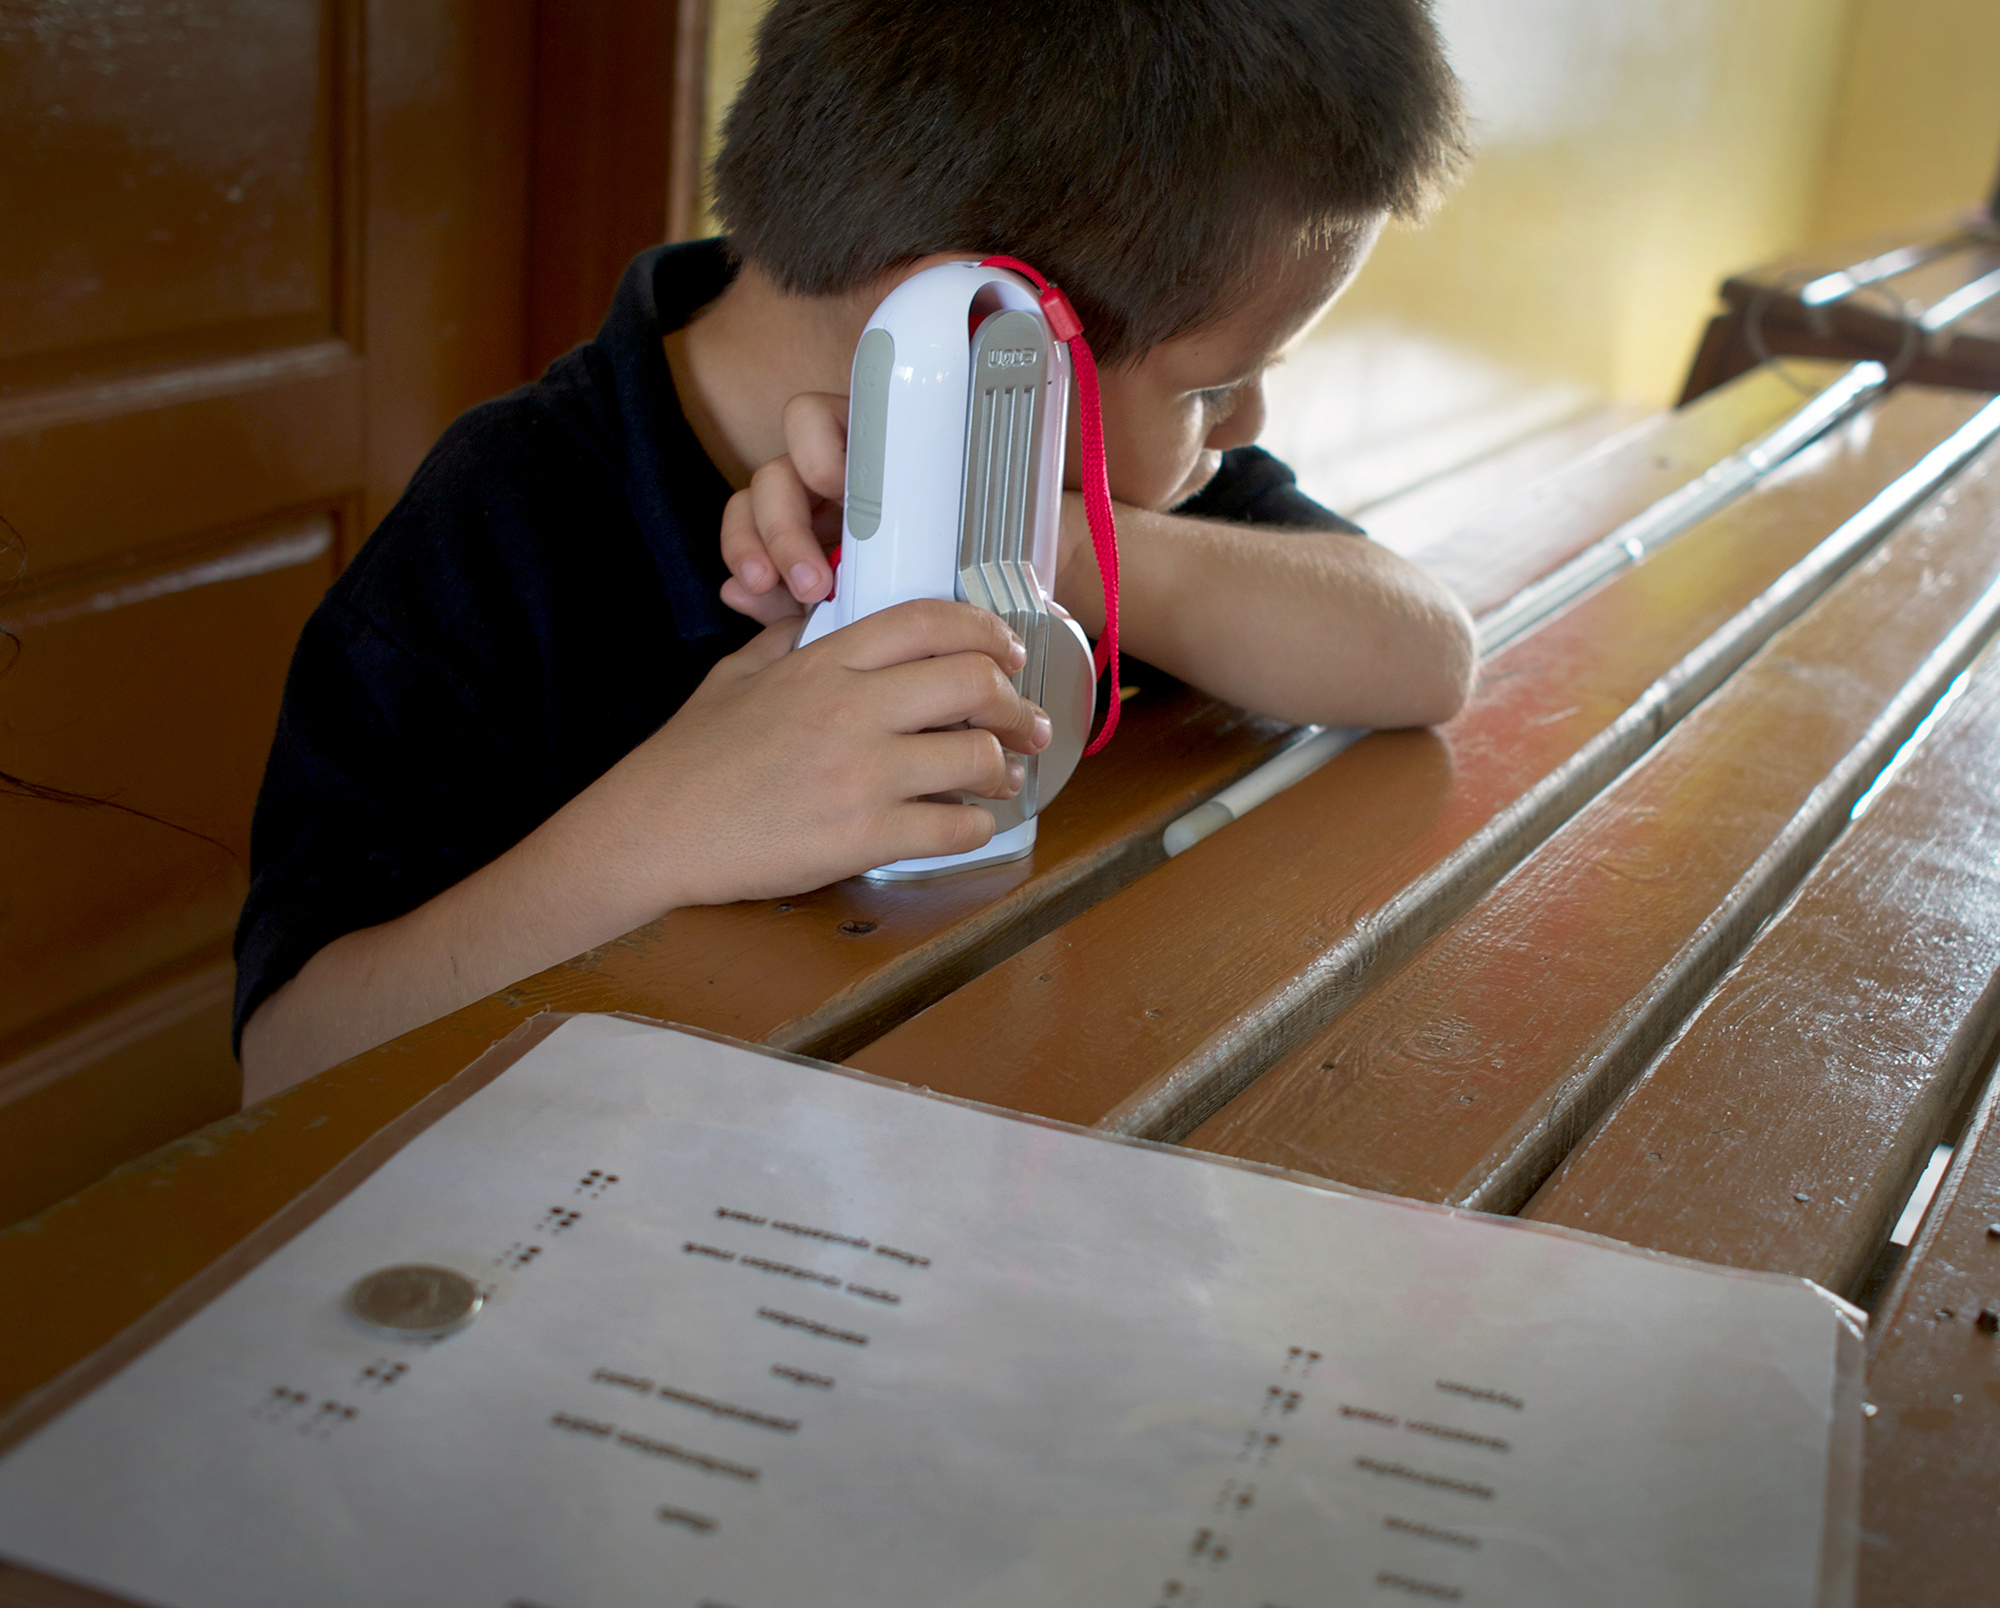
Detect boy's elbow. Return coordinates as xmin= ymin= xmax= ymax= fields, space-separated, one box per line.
xmin=1386 ymin=594 xmax=1476 ymax=729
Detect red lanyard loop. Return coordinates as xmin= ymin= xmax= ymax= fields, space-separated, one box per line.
xmin=979 ymin=255 xmax=1120 ymax=754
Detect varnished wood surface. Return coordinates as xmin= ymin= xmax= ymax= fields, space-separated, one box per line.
xmin=0 ymin=684 xmax=1290 ymax=1411
xmin=1185 ymin=433 xmax=2000 ymax=1215
xmin=524 ymin=0 xmax=692 ymax=376
xmin=846 ymin=387 xmax=1990 ymax=1139
xmin=1723 ymin=236 xmax=2000 ymax=344
xmin=0 ymin=369 xmax=1840 ymax=1408
xmin=8 ymin=369 xmax=1996 ymax=1590
xmin=525 ymin=683 xmax=1293 ymax=1061
xmin=1521 ymin=624 xmax=2000 ymax=1292
xmin=1857 ymin=1065 xmax=2000 ymax=1606
xmin=0 ymin=0 xmax=723 ymax=1226
xmin=1367 ymin=364 xmax=1837 ymax=611
xmin=1684 ymin=215 xmax=2000 ymax=401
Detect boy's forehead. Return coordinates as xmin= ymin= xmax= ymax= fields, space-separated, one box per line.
xmin=1152 ymin=228 xmax=1378 ymax=377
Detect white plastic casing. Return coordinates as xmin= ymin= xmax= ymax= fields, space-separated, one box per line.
xmin=798 ymin=261 xmax=1079 ymax=879
xmin=799 ymin=261 xmax=1069 ymax=641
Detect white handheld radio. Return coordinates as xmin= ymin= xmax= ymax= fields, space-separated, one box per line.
xmin=797 ymin=258 xmax=1120 ymax=880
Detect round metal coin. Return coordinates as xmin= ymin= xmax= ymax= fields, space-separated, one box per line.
xmin=344 ymin=1264 xmax=483 ymax=1340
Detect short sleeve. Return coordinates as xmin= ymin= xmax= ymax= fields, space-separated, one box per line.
xmin=231 ymin=597 xmax=540 ymax=1048
xmin=1174 ymin=446 xmax=1365 ymax=534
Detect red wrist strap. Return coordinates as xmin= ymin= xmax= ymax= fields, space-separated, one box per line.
xmin=980 ymin=255 xmax=1120 ymax=754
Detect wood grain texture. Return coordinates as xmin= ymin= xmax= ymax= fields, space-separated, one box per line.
xmin=1184 ymin=436 xmax=2000 ymax=1219
xmin=847 ymin=387 xmax=1992 ymax=1139
xmin=0 ymin=682 xmax=1285 ymax=1411
xmin=1855 ymin=1065 xmax=2000 ymax=1607
xmin=0 ymin=379 xmax=1806 ymax=1412
xmin=0 ymin=345 xmax=364 ymax=578
xmin=437 ymin=679 xmax=1294 ymax=1063
xmin=360 ymin=0 xmax=536 ymax=538
xmin=0 ymin=989 xmax=526 ymax=1416
xmin=0 ymin=958 xmax=237 ymax=1248
xmin=0 ymin=0 xmax=337 ymax=386
xmin=1522 ymin=625 xmax=2000 ymax=1292
xmin=1690 ymin=220 xmax=2000 ymax=399
xmin=1369 ymin=363 xmax=1840 ymax=612
xmin=524 ymin=0 xmax=679 ymax=376
xmin=0 ymin=0 xmax=547 ymax=1233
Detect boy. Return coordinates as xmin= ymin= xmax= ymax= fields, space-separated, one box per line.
xmin=237 ymin=0 xmax=1476 ymax=1098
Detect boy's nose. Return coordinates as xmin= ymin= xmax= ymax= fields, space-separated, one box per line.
xmin=1206 ymin=379 xmax=1267 ymax=452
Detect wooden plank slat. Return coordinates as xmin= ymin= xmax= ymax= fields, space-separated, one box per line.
xmin=1692 ymin=223 xmax=2000 ymax=400
xmin=846 ymin=387 xmax=1997 ymax=1139
xmin=1713 ymin=212 xmax=1975 ymax=303
xmin=1373 ymin=363 xmax=1844 ymax=614
xmin=1349 ymin=401 xmax=1647 ymax=559
xmin=1856 ymin=1065 xmax=2000 ymax=1607
xmin=1190 ymin=428 xmax=2000 ymax=1215
xmin=1729 ymin=239 xmax=2000 ymax=333
xmin=510 ymin=683 xmax=1295 ymax=1059
xmin=0 ymin=371 xmax=1912 ymax=1416
xmin=1520 ymin=625 xmax=2000 ymax=1290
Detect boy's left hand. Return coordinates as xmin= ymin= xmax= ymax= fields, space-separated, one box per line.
xmin=719 ymin=391 xmax=848 ymax=624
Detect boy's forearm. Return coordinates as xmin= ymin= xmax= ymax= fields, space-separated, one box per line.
xmin=239 ymin=798 xmax=673 ymax=1106
xmin=241 ymin=602 xmax=1051 ymax=1105
xmin=1060 ymin=501 xmax=1475 ymax=728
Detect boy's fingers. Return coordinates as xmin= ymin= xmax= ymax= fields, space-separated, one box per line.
xmin=718 ymin=490 xmax=779 ymax=592
xmin=885 ymin=799 xmax=999 ymax=862
xmin=834 ymin=598 xmax=1026 ymax=677
xmin=875 ymin=652 xmax=1049 ymax=754
xmin=749 ymin=458 xmax=833 ymax=602
xmin=897 ymin=727 xmax=1024 ymax=802
xmin=781 ymin=392 xmax=849 ymax=502
xmin=720 ymin=574 xmax=807 ymax=625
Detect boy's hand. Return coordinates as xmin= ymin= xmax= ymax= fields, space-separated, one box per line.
xmin=719 ymin=391 xmax=848 ymax=624
xmin=602 ymin=597 xmax=1052 ymax=906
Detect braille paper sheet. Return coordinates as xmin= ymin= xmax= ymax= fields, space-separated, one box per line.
xmin=0 ymin=1013 xmax=1861 ymax=1608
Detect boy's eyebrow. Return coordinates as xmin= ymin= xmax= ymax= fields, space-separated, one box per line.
xmin=1201 ymin=351 xmax=1289 ymax=391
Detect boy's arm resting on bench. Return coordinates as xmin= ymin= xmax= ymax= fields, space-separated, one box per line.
xmin=1053 ymin=493 xmax=1474 ymax=731
xmin=715 ymin=393 xmax=1476 ymax=734
xmin=240 ymin=600 xmax=1049 ymax=1101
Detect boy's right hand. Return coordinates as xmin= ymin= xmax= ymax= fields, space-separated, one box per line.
xmin=584 ymin=598 xmax=1052 ymax=908
xmin=718 ymin=391 xmax=848 ymax=624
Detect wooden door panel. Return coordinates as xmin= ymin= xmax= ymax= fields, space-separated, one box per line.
xmin=0 ymin=0 xmax=340 ymax=386
xmin=0 ymin=516 xmax=338 ymax=1044
xmin=0 ymin=0 xmax=576 ymax=1226
xmin=0 ymin=344 xmax=363 ymax=575
xmin=362 ymin=0 xmax=534 ymax=536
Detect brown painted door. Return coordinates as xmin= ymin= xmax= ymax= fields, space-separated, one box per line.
xmin=0 ymin=0 xmax=553 ymax=1225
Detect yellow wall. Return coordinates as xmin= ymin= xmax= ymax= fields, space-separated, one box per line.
xmin=699 ymin=0 xmax=1999 ymax=504
xmin=1345 ymin=0 xmax=1849 ymax=405
xmin=1809 ymin=0 xmax=2000 ymax=243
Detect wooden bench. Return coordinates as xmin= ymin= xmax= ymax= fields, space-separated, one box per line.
xmin=3 ymin=359 xmax=1994 ymax=1605
xmin=1683 ymin=210 xmax=2000 ymax=402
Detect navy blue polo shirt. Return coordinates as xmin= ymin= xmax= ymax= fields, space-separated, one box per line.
xmin=233 ymin=241 xmax=1359 ymax=1045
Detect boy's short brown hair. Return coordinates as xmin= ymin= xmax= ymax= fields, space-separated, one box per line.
xmin=713 ymin=0 xmax=1466 ymax=364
